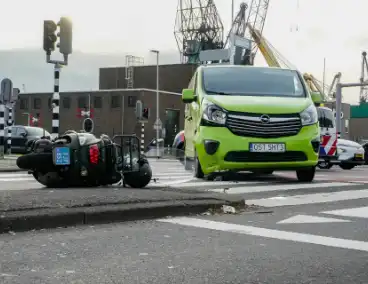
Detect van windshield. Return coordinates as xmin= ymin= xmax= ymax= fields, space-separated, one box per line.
xmin=202 ymin=67 xmax=306 ymax=97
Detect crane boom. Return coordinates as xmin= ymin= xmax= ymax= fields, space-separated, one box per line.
xmin=245 ymin=0 xmax=270 ymax=58
xmin=246 ymin=23 xmax=280 ymax=67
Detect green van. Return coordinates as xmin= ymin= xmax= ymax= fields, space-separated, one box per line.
xmin=182 ymin=65 xmax=320 ymax=182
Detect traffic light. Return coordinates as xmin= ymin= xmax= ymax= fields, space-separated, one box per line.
xmin=43 ymin=20 xmax=57 ymax=54
xmin=57 ymin=17 xmax=73 ymax=55
xmin=83 ymin=118 xmax=94 ymax=133
xmin=142 ymin=107 xmax=149 ymax=120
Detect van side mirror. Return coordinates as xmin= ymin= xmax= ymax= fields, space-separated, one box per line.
xmin=182 ymin=89 xmax=195 ymax=103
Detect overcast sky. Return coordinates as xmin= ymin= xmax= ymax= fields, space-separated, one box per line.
xmin=0 ymin=0 xmax=366 ymax=104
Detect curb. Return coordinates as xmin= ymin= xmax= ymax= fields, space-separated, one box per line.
xmin=0 ymin=199 xmax=245 ymax=234
xmin=0 ymin=168 xmax=25 ymax=173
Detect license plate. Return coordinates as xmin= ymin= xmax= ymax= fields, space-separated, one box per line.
xmin=250 ymin=143 xmax=286 ymax=153
xmin=355 ymin=153 xmax=364 ymax=158
xmin=53 ymin=147 xmax=71 ymax=165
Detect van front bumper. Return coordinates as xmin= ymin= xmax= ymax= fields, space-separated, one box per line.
xmin=194 ymin=125 xmax=320 ymax=175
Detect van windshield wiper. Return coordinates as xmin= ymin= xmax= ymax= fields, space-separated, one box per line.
xmin=205 ymin=90 xmax=232 ymax=96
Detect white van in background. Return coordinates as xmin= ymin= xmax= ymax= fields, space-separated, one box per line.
xmin=317 ymin=107 xmax=338 ymax=169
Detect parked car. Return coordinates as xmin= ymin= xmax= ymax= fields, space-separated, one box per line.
xmin=5 ymin=125 xmax=51 ymax=154
xmin=337 ymin=139 xmax=365 ymax=170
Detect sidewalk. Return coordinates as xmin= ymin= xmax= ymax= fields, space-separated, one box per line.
xmin=0 ymin=186 xmax=246 ymax=234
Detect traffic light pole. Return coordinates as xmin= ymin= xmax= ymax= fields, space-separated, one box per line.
xmin=141 ymin=122 xmax=145 ymax=155
xmin=6 ymin=107 xmax=13 ymax=154
xmin=0 ymin=104 xmax=4 ymax=157
xmin=44 ymin=17 xmax=72 ymax=138
xmin=46 ymin=55 xmax=68 ymax=138
xmin=52 ymin=62 xmax=61 ymax=137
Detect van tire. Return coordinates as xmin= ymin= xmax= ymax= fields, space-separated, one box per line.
xmin=296 ymin=167 xmax=316 ymax=182
xmin=194 ymin=153 xmax=204 ymax=179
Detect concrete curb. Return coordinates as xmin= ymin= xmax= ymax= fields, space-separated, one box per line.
xmin=0 ymin=168 xmax=25 ymax=173
xmin=0 ymin=199 xmax=245 ymax=234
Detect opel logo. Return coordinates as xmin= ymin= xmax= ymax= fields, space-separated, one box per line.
xmin=260 ymin=114 xmax=270 ymax=123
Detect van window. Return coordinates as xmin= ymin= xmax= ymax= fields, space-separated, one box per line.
xmin=317 ymin=108 xmax=335 ymax=128
xmin=203 ymin=67 xmax=306 ymax=97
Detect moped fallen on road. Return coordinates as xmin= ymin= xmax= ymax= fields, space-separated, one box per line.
xmin=16 ymin=130 xmax=152 ymax=188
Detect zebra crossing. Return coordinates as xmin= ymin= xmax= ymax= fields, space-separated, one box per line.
xmin=0 ymin=159 xmax=194 ymax=189
xmin=2 ymin=158 xmax=368 ymax=204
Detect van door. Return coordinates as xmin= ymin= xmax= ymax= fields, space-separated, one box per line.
xmin=318 ymin=107 xmax=337 ymax=157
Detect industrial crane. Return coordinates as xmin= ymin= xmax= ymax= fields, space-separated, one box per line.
xmin=246 ymin=23 xmax=339 ymax=103
xmin=243 ymin=0 xmax=270 ymax=64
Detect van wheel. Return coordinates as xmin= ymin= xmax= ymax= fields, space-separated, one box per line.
xmin=194 ymin=153 xmax=204 ymax=179
xmin=296 ymin=167 xmax=316 ymax=182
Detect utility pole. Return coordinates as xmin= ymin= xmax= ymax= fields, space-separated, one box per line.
xmin=150 ymin=49 xmax=160 ymax=157
xmin=43 ymin=17 xmax=73 ymax=138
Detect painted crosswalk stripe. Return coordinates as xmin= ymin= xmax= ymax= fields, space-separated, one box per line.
xmin=206 ymin=182 xmax=349 ymax=194
xmin=157 ymin=217 xmax=368 ymax=252
xmin=245 ymin=188 xmax=368 ymax=207
xmin=148 ymin=178 xmax=194 ymax=188
xmin=170 ymin=180 xmax=272 ymax=188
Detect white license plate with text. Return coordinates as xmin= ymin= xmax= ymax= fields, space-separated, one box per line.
xmin=249 ymin=143 xmax=286 ymax=153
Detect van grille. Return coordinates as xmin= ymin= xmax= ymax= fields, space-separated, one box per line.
xmin=226 ymin=112 xmax=302 ymax=138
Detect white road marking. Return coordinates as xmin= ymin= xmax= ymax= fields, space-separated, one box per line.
xmin=0 ymin=177 xmax=34 ymax=182
xmin=277 ymin=214 xmax=350 ymax=224
xmin=170 ymin=181 xmax=269 ymax=188
xmin=245 ymin=189 xmax=368 ymax=207
xmin=206 ymin=182 xmax=349 ymax=194
xmin=157 ymin=217 xmax=368 ymax=252
xmin=148 ymin=178 xmax=194 ymax=187
xmin=322 ymin=206 xmax=368 ymax=219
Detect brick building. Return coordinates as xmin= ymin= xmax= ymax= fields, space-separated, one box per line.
xmin=14 ymin=63 xmax=197 ymax=146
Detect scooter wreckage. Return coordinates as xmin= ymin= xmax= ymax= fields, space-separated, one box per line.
xmin=16 ymin=130 xmax=152 ymax=188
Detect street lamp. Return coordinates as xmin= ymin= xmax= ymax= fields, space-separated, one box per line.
xmin=150 ymin=49 xmax=160 ymax=157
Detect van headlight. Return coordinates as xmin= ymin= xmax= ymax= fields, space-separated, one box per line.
xmin=202 ymin=100 xmax=227 ymax=125
xmin=300 ymin=104 xmax=318 ymax=126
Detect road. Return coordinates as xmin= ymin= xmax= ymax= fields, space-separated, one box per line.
xmin=1 ymin=161 xmax=368 ymax=282
xmin=1 ymin=209 xmax=368 ymax=283
xmin=2 ymin=158 xmax=368 ymax=191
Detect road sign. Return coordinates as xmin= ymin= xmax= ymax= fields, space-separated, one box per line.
xmin=154 ymin=118 xmax=162 ymax=130
xmin=0 ymin=78 xmax=13 ymax=103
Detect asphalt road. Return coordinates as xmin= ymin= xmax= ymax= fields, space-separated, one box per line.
xmin=1 ymin=161 xmax=368 ymax=283
xmin=2 ymin=159 xmax=368 ymax=192
xmin=1 ymin=210 xmax=368 ymax=284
